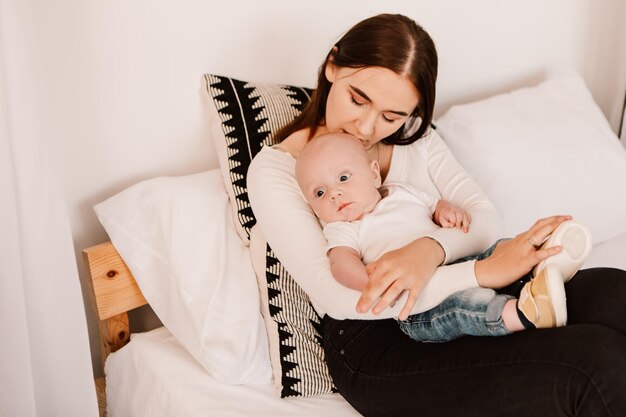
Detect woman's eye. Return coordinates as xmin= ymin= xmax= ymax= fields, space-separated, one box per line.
xmin=382 ymin=114 xmax=397 ymax=123
xmin=315 ymin=189 xmax=325 ymax=198
xmin=339 ymin=173 xmax=351 ymax=182
xmin=350 ymin=95 xmax=366 ymax=106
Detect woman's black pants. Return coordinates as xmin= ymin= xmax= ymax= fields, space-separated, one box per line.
xmin=323 ymin=268 xmax=626 ymax=417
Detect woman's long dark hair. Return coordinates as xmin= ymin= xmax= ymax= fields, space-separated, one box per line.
xmin=274 ymin=13 xmax=438 ymax=145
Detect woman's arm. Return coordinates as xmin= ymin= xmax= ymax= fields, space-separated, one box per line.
xmin=420 ymin=129 xmax=504 ymax=262
xmin=360 ymin=215 xmax=570 ymax=319
xmin=475 ymin=215 xmax=570 ymax=288
xmin=360 ymin=131 xmax=570 ymax=318
xmin=359 ymin=130 xmax=506 ymax=319
xmin=247 ymin=146 xmax=479 ymax=319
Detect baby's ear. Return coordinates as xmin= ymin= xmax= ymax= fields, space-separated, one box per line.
xmin=370 ymin=160 xmax=382 ymax=187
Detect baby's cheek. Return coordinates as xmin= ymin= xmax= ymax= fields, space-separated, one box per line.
xmin=317 ymin=207 xmax=337 ymax=224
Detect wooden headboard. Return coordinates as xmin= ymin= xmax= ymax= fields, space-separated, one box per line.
xmin=83 ymin=242 xmax=146 ymax=366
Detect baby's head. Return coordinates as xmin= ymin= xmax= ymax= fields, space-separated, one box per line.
xmin=295 ymin=133 xmax=382 ymax=223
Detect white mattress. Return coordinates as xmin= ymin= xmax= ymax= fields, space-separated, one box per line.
xmin=105 ymin=326 xmax=361 ymax=417
xmin=105 ymin=232 xmax=626 ymax=417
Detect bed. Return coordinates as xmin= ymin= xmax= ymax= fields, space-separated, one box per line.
xmin=85 ymin=237 xmax=626 ymax=417
xmin=84 ymin=72 xmax=626 ymax=416
xmin=83 ymin=243 xmax=360 ymax=417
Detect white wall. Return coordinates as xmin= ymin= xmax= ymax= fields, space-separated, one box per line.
xmin=29 ymin=0 xmax=625 ymax=377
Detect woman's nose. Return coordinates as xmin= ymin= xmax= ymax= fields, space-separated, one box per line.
xmin=355 ymin=111 xmax=376 ymax=137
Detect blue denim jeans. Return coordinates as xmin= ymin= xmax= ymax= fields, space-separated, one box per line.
xmin=398 ymin=239 xmax=532 ymax=343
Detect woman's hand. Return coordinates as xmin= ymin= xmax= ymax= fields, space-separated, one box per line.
xmin=475 ymin=215 xmax=572 ymax=288
xmin=357 ymin=237 xmax=445 ymax=320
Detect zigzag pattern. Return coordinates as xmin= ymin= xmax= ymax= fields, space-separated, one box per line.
xmin=266 ymin=246 xmax=335 ymax=397
xmin=205 ymin=74 xmax=311 ymax=240
xmin=204 ymin=74 xmax=334 ymax=397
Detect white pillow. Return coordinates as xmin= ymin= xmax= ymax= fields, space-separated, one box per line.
xmin=436 ymin=72 xmax=626 ymax=245
xmin=94 ymin=170 xmax=272 ymax=385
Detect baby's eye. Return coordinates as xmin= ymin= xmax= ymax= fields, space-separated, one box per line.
xmin=339 ymin=173 xmax=351 ymax=182
xmin=315 ymin=189 xmax=325 ymax=198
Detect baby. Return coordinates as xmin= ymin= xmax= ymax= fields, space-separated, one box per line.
xmin=295 ymin=132 xmax=591 ymax=342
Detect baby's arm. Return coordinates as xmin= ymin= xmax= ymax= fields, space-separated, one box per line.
xmin=324 ymin=222 xmax=368 ymax=291
xmin=328 ymin=246 xmax=368 ymax=291
xmin=433 ymin=199 xmax=472 ymax=233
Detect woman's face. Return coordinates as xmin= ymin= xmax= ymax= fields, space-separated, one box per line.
xmin=324 ymin=64 xmax=420 ymax=150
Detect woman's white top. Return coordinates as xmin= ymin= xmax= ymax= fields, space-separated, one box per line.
xmin=247 ymin=129 xmax=504 ymax=319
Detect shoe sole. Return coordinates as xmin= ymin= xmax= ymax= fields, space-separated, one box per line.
xmin=535 ymin=220 xmax=592 ymax=282
xmin=542 ymin=265 xmax=567 ymax=326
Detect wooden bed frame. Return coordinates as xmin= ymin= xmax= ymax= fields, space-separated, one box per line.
xmin=83 ymin=241 xmax=146 ymax=366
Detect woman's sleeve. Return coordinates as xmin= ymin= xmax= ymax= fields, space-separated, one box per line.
xmin=248 ymin=148 xmax=481 ymax=319
xmin=421 ymin=130 xmax=505 ymax=262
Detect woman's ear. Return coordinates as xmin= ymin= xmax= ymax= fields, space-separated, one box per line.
xmin=324 ymin=47 xmax=339 ymax=82
xmin=370 ymin=160 xmax=382 ymax=188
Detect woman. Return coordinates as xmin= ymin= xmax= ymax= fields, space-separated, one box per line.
xmin=247 ymin=13 xmax=626 ymax=416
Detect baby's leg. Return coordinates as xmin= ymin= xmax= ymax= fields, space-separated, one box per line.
xmin=511 ymin=265 xmax=568 ymax=329
xmin=398 ymin=288 xmax=513 ymax=342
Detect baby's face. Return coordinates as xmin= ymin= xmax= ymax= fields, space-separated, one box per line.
xmin=296 ymin=135 xmax=382 ymax=223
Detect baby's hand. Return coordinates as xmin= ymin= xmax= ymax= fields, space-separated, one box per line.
xmin=434 ymin=200 xmax=471 ymax=232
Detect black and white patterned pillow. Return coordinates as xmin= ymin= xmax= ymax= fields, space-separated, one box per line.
xmin=204 ymin=74 xmax=312 ymax=243
xmin=203 ymin=74 xmax=336 ymax=397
